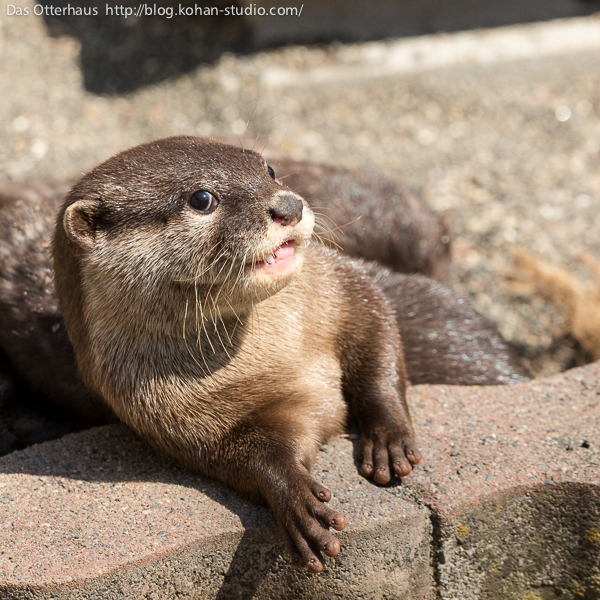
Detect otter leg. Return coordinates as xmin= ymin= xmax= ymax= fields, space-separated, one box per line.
xmin=348 ymin=357 xmax=422 ymax=484
xmin=267 ymin=465 xmax=346 ymax=572
xmin=339 ymin=267 xmax=422 ymax=484
xmin=210 ymin=426 xmax=346 ymax=573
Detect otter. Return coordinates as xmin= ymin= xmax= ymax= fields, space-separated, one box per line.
xmin=0 ymin=137 xmax=529 ymax=568
xmin=0 ymin=178 xmax=116 ymax=425
xmin=51 ymin=136 xmax=422 ymax=571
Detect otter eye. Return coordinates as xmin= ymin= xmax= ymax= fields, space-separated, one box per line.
xmin=267 ymin=165 xmax=276 ymax=180
xmin=190 ymin=190 xmax=219 ymax=214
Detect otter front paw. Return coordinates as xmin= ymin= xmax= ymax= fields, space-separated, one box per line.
xmin=271 ymin=474 xmax=346 ymax=573
xmin=358 ymin=426 xmax=421 ymax=485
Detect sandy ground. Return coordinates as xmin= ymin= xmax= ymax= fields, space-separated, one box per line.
xmin=1 ymin=5 xmax=600 ymax=383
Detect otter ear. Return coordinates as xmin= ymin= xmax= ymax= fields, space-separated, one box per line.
xmin=63 ymin=199 xmax=102 ymax=249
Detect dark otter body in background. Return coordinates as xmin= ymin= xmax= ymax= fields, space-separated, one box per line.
xmin=0 ymin=181 xmax=117 ymax=454
xmin=0 ymin=144 xmax=528 ymax=453
xmin=0 ymin=181 xmax=116 ymax=423
xmin=368 ymin=267 xmax=529 ymax=385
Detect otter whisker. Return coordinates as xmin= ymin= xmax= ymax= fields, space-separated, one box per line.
xmin=242 ymin=104 xmax=258 ymax=153
xmin=232 ymin=263 xmax=246 ymax=293
xmin=254 ymin=112 xmax=282 ymax=154
xmin=305 ymin=194 xmax=348 ymax=217
xmin=323 ymin=216 xmax=362 ymax=234
xmin=311 ymin=210 xmax=340 ymax=225
xmin=224 ymin=295 xmax=243 ymax=325
xmin=189 ymin=289 xmax=212 ymax=374
xmin=211 ymin=254 xmax=238 ymax=313
xmin=312 ymin=212 xmax=362 ymax=236
xmin=276 ymin=172 xmax=298 ymax=182
xmin=260 ymin=137 xmax=272 ymax=156
xmin=197 ymin=294 xmax=217 ymax=356
xmin=312 ymin=229 xmax=343 ymax=252
xmin=212 ymin=254 xmax=239 ymax=343
xmin=223 ymin=295 xmax=243 ymax=340
xmin=191 ymin=259 xmax=218 ymax=356
xmin=213 ymin=304 xmax=233 ymax=360
xmin=273 ymin=118 xmax=291 ymax=165
xmin=173 ymin=249 xmax=228 ymax=284
xmin=183 ymin=298 xmax=210 ymax=376
xmin=193 ymin=261 xmax=202 ymax=335
xmin=313 ymin=214 xmax=343 ymax=242
xmin=232 ymin=249 xmax=250 ymax=292
xmin=252 ymin=123 xmax=265 ymax=154
xmin=205 ymin=254 xmax=231 ymax=318
xmin=305 ymin=205 xmax=335 ymax=212
xmin=313 ymin=232 xmax=342 ymax=251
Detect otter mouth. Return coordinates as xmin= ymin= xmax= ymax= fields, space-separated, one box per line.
xmin=256 ymin=240 xmax=297 ymax=274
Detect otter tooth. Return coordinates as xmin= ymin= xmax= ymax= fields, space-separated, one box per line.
xmin=265 ymin=254 xmax=276 ymax=265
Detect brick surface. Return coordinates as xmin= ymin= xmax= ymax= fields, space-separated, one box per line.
xmin=1 ymin=363 xmax=599 ymax=598
xmin=404 ymin=362 xmax=600 ymax=599
xmin=2 ymin=9 xmax=600 ymax=597
xmin=0 ymin=426 xmax=431 ymax=599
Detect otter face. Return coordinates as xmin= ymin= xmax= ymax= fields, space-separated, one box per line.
xmin=61 ymin=136 xmax=315 ymax=319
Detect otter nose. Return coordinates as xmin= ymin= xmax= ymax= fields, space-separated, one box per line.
xmin=269 ymin=193 xmax=303 ymax=226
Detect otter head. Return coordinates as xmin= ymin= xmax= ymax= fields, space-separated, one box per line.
xmin=56 ymin=136 xmax=315 ymax=332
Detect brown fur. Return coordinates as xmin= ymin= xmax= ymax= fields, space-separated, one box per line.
xmin=511 ymin=249 xmax=600 ymax=362
xmin=0 ymin=146 xmax=514 ymax=427
xmin=51 ymin=136 xmax=421 ymax=572
xmin=370 ymin=266 xmax=530 ymax=385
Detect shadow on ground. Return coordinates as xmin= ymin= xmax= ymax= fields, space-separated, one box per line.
xmin=41 ymin=0 xmax=600 ymax=94
xmin=41 ymin=0 xmax=251 ymax=94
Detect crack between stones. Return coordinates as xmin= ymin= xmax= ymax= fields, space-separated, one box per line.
xmin=380 ymin=483 xmax=445 ymax=599
xmin=429 ymin=510 xmax=445 ymax=600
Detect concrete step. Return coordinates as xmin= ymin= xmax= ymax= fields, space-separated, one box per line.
xmin=1 ymin=363 xmax=598 ymax=599
xmin=0 ymin=427 xmax=432 ymax=599
xmin=409 ymin=362 xmax=600 ymax=599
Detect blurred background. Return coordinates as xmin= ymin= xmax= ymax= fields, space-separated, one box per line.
xmin=2 ymin=0 xmax=600 ymax=379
